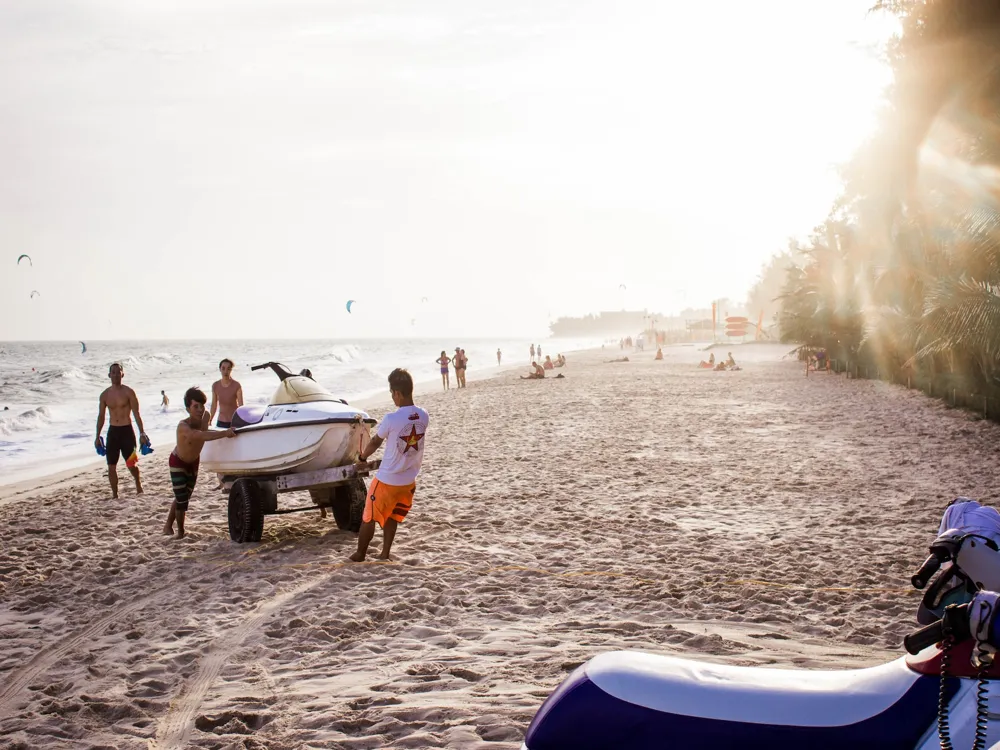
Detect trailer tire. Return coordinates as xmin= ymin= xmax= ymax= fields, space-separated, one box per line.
xmin=331 ymin=477 xmax=367 ymax=533
xmin=229 ymin=478 xmax=265 ymax=543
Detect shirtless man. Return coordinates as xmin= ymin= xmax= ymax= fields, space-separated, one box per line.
xmin=95 ymin=362 xmax=148 ymax=498
xmin=209 ymin=358 xmax=243 ymax=428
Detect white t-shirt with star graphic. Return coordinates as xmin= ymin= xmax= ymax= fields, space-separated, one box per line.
xmin=374 ymin=405 xmax=429 ymax=486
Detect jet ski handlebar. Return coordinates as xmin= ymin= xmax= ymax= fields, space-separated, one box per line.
xmin=904 ymin=602 xmax=971 ymax=654
xmin=911 ymin=553 xmax=944 ymax=590
xmin=250 ymin=362 xmax=295 ymax=381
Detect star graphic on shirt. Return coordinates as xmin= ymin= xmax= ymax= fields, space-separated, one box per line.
xmin=399 ymin=424 xmax=425 ymax=454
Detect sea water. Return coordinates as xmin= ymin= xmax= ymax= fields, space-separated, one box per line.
xmin=0 ymin=337 xmax=597 ymax=486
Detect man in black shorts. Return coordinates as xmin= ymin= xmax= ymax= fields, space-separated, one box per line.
xmin=95 ymin=363 xmax=149 ymax=498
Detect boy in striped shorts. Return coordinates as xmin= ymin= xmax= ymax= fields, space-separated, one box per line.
xmin=163 ymin=387 xmax=236 ymax=539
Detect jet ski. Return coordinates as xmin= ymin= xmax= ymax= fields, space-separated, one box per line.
xmin=201 ymin=362 xmax=375 ymax=477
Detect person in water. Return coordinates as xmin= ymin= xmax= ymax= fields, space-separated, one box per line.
xmin=521 ymin=361 xmax=546 ymax=379
xmin=209 ymin=358 xmax=243 ymax=429
xmin=351 ymin=368 xmax=428 ymax=562
xmin=160 ymin=390 xmax=170 ymax=411
xmin=164 ymin=387 xmax=236 ymax=539
xmin=95 ymin=362 xmax=148 ymax=499
xmin=435 ymin=350 xmax=452 ymax=390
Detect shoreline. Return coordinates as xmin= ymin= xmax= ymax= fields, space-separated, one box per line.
xmin=0 ymin=344 xmax=600 ymax=496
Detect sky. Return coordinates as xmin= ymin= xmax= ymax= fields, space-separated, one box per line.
xmin=0 ymin=0 xmax=898 ymax=340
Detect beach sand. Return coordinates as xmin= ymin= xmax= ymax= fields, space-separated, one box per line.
xmin=3 ymin=343 xmax=1000 ymax=749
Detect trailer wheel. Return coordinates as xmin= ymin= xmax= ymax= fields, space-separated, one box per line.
xmin=331 ymin=477 xmax=367 ymax=533
xmin=229 ymin=478 xmax=265 ymax=543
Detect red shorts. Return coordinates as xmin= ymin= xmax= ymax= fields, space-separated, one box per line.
xmin=364 ymin=478 xmax=415 ymax=527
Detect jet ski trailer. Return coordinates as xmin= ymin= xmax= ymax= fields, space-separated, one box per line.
xmin=222 ymin=458 xmax=381 ymax=543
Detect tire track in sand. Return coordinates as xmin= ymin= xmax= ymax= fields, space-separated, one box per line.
xmin=151 ymin=575 xmax=326 ymax=750
xmin=0 ymin=537 xmax=300 ymax=721
xmin=0 ymin=575 xmax=191 ymax=720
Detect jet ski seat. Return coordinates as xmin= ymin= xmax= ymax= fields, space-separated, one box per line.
xmin=524 ymin=650 xmax=949 ymax=750
xmin=231 ymin=405 xmax=266 ymax=429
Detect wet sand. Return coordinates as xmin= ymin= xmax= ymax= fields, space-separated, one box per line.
xmin=2 ymin=343 xmax=999 ymax=749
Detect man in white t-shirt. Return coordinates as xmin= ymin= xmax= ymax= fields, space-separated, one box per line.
xmin=351 ymin=368 xmax=429 ymax=562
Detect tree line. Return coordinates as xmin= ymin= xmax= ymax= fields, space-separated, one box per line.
xmin=747 ymin=1 xmax=1000 ymax=415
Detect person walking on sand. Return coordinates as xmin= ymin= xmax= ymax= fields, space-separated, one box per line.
xmin=95 ymin=362 xmax=149 ymax=499
xmin=537 ymin=344 xmax=542 ymax=361
xmin=351 ymin=368 xmax=428 ymax=562
xmin=530 ymin=343 xmax=535 ymax=362
xmin=163 ymin=387 xmax=236 ymax=539
xmin=497 ymin=348 xmax=502 ymax=365
xmin=160 ymin=390 xmax=170 ymax=411
xmin=209 ymin=358 xmax=243 ymax=428
xmin=435 ymin=350 xmax=452 ymax=390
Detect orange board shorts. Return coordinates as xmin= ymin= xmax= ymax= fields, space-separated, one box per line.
xmin=364 ymin=478 xmax=415 ymax=527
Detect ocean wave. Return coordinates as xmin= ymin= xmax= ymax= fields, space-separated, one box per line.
xmin=35 ymin=367 xmax=92 ymax=383
xmin=321 ymin=344 xmax=362 ymax=364
xmin=0 ymin=406 xmax=54 ymax=437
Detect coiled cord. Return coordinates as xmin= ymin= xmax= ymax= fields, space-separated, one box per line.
xmin=973 ymin=641 xmax=994 ymax=750
xmin=939 ymin=633 xmax=955 ymax=750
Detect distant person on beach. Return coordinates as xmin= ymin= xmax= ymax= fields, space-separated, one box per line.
xmin=209 ymin=358 xmax=243 ymax=429
xmin=655 ymin=347 xmax=663 ymax=360
xmin=530 ymin=344 xmax=535 ymax=361
xmin=160 ymin=390 xmax=170 ymax=411
xmin=435 ymin=350 xmax=452 ymax=390
xmin=521 ymin=361 xmax=545 ymax=379
xmin=537 ymin=344 xmax=542 ymax=360
xmin=458 ymin=348 xmax=468 ymax=388
xmin=163 ymin=387 xmax=236 ymax=539
xmin=95 ymin=362 xmax=149 ymax=499
xmin=543 ymin=355 xmax=554 ymax=370
xmin=555 ymin=354 xmax=566 ymax=367
xmin=351 ymin=368 xmax=428 ymax=562
xmin=453 ymin=348 xmax=466 ymax=389
xmin=726 ymin=352 xmax=737 ymax=368
xmin=497 ymin=348 xmax=502 ymax=365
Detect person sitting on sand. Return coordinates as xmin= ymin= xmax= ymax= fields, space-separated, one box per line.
xmin=654 ymin=347 xmax=663 ymax=360
xmin=554 ymin=354 xmax=566 ymax=367
xmin=521 ymin=361 xmax=545 ymax=379
xmin=726 ymin=352 xmax=736 ymax=368
xmin=543 ymin=355 xmax=554 ymax=370
xmin=351 ymin=368 xmax=428 ymax=562
xmin=163 ymin=387 xmax=236 ymax=539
